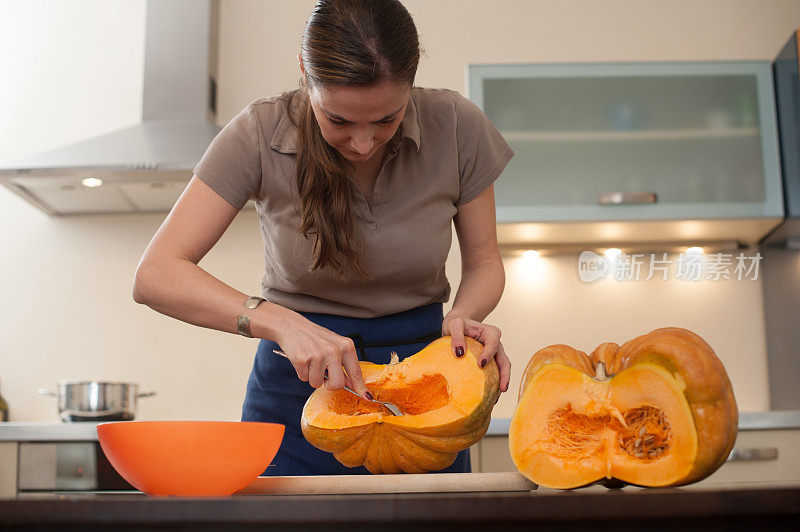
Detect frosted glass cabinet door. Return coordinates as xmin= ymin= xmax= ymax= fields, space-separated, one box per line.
xmin=469 ymin=63 xmax=783 ymax=223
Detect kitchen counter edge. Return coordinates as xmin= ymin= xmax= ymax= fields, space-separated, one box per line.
xmin=0 ymin=484 xmax=798 ymax=529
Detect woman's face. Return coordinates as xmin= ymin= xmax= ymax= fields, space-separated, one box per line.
xmin=307 ymin=81 xmax=411 ymax=164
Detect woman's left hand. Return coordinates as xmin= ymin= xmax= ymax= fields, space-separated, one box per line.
xmin=442 ymin=313 xmax=510 ymax=395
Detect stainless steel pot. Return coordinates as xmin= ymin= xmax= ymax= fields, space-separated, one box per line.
xmin=38 ymin=381 xmax=156 ymax=422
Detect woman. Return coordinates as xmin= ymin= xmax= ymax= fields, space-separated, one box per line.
xmin=133 ymin=0 xmax=512 ymax=475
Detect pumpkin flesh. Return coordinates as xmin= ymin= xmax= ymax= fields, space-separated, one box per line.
xmin=510 ymin=328 xmax=737 ymax=489
xmin=302 ymin=337 xmax=499 ymax=474
xmin=510 ymin=362 xmax=697 ymax=489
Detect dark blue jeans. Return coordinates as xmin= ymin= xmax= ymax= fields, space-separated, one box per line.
xmin=241 ymin=302 xmax=470 ymax=476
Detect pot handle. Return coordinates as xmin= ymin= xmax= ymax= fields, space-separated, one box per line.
xmin=37 ymin=388 xmax=56 ymax=397
xmin=136 ymin=391 xmax=157 ymax=398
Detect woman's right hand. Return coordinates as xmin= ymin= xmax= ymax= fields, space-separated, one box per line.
xmin=272 ymin=310 xmax=371 ymax=400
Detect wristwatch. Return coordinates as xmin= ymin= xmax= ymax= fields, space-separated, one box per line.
xmin=237 ymin=296 xmax=267 ymax=337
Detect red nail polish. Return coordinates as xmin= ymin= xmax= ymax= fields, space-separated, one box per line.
xmin=455 ymin=346 xmax=464 ymax=357
xmin=480 ymin=359 xmax=487 ymax=368
xmin=365 ymin=391 xmax=374 ymax=401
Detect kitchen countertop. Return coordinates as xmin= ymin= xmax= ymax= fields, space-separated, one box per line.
xmin=0 ymin=421 xmax=102 ymax=441
xmin=2 ymin=410 xmax=799 ymax=441
xmin=1 ymin=482 xmax=798 ymax=530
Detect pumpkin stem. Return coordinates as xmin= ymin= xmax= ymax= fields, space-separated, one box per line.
xmin=595 ymin=361 xmax=608 ymax=381
xmin=389 ymin=351 xmax=400 ymax=365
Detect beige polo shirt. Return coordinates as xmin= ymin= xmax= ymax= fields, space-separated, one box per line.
xmin=194 ymin=87 xmax=513 ymax=318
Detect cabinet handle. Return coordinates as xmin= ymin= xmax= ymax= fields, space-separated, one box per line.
xmin=597 ymin=192 xmax=658 ymax=205
xmin=726 ymin=447 xmax=778 ymax=462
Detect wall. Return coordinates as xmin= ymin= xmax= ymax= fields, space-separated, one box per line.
xmin=0 ymin=0 xmax=261 ymax=422
xmin=0 ymin=0 xmax=146 ymax=164
xmin=488 ymin=250 xmax=768 ymax=413
xmin=2 ymin=0 xmax=799 ymax=422
xmin=216 ymin=0 xmax=800 ymax=119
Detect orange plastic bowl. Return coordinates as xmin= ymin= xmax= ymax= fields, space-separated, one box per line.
xmin=97 ymin=421 xmax=284 ymax=496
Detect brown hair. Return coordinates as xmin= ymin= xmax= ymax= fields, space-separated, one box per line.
xmin=287 ymin=0 xmax=420 ymax=279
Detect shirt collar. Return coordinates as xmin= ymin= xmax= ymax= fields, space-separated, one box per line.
xmin=270 ymin=90 xmax=421 ymax=155
xmin=397 ymin=92 xmax=420 ymax=152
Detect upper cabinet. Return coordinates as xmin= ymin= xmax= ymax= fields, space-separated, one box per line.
xmin=469 ymin=62 xmax=784 ymax=246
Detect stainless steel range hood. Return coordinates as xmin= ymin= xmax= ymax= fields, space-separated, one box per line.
xmin=0 ymin=0 xmax=221 ymax=215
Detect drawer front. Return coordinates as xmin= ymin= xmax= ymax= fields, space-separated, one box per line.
xmin=696 ymin=429 xmax=800 ymax=486
xmin=0 ymin=442 xmax=17 ymax=496
xmin=18 ymin=442 xmax=98 ymax=491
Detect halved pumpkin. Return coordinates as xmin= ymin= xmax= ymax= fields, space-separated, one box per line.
xmin=301 ymin=336 xmax=500 ymax=474
xmin=509 ymin=327 xmax=738 ymax=489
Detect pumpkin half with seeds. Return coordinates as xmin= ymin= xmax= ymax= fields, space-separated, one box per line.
xmin=301 ymin=336 xmax=500 ymax=474
xmin=509 ymin=327 xmax=738 ymax=489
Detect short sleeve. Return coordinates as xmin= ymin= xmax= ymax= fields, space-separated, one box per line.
xmin=193 ymin=105 xmax=262 ymax=210
xmin=454 ymin=93 xmax=514 ymax=206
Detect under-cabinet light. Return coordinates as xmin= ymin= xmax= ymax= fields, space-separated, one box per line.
xmin=499 ymin=240 xmax=739 ymax=257
xmin=523 ymin=250 xmax=541 ymax=259
xmin=81 ymin=178 xmax=103 ymax=188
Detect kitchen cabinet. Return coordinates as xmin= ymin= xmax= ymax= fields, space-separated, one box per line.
xmin=473 ymin=436 xmax=516 ymax=474
xmin=469 ymin=62 xmax=784 ymax=245
xmin=0 ymin=442 xmax=17 ymax=497
xmin=771 ymin=30 xmax=800 ymax=220
xmin=761 ymin=30 xmax=800 ymax=411
xmin=697 ymin=429 xmax=800 ymax=485
xmin=473 ymin=429 xmax=800 ymax=486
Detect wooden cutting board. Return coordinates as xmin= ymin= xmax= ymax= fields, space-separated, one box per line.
xmin=237 ymin=472 xmax=537 ymax=495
